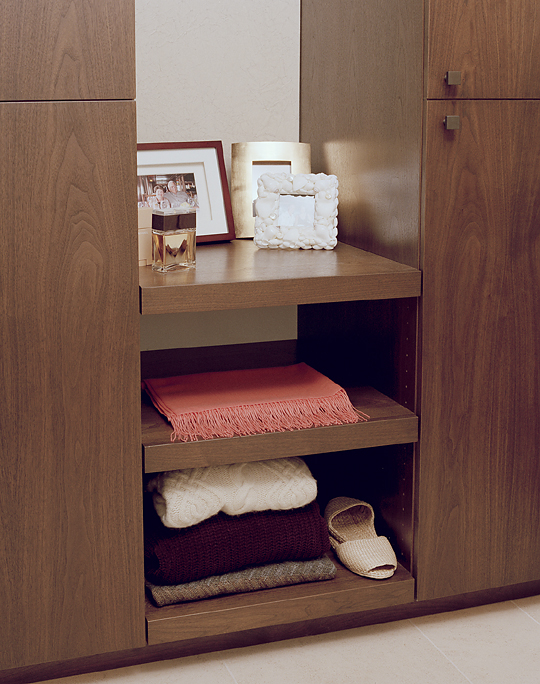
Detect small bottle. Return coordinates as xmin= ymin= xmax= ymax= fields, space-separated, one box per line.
xmin=151 ymin=209 xmax=196 ymax=272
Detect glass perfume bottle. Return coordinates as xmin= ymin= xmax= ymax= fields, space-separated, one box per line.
xmin=151 ymin=209 xmax=196 ymax=272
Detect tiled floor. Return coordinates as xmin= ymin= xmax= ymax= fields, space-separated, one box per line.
xmin=39 ymin=595 xmax=540 ymax=684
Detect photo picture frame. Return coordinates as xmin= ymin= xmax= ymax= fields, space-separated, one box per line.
xmin=231 ymin=142 xmax=311 ymax=238
xmin=253 ymin=172 xmax=339 ymax=250
xmin=137 ymin=141 xmax=236 ymax=245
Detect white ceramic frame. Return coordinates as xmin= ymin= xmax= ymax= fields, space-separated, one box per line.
xmin=253 ymin=172 xmax=339 ymax=250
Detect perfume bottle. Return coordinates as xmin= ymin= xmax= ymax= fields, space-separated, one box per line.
xmin=151 ymin=209 xmax=196 ymax=272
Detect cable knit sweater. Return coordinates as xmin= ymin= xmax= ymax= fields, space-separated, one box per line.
xmin=146 ymin=456 xmax=317 ymax=529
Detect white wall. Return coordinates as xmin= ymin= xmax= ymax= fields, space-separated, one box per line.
xmin=136 ymin=0 xmax=300 ymax=350
xmin=135 ymin=0 xmax=300 ymax=175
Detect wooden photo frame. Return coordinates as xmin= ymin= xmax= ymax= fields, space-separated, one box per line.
xmin=137 ymin=141 xmax=235 ymax=244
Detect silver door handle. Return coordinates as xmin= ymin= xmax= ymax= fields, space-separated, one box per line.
xmin=444 ymin=115 xmax=461 ymax=130
xmin=445 ymin=71 xmax=462 ymax=86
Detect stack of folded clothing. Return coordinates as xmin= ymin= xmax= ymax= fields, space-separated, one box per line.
xmin=144 ymin=456 xmax=336 ymax=606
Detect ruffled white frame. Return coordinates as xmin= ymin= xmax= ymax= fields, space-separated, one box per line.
xmin=253 ymin=172 xmax=338 ymax=250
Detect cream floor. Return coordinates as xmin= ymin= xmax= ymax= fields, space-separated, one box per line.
xmin=40 ymin=594 xmax=540 ymax=684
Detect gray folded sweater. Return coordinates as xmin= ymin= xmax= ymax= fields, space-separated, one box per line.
xmin=146 ymin=555 xmax=336 ymax=606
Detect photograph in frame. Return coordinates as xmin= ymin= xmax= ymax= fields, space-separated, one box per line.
xmin=137 ymin=141 xmax=235 ymax=245
xmin=138 ymin=171 xmax=198 ymax=211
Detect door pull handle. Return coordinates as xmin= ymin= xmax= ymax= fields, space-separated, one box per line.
xmin=444 ymin=115 xmax=461 ymax=130
xmin=445 ymin=71 xmax=462 ymax=86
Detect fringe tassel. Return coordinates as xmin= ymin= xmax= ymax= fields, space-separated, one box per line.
xmin=169 ymin=389 xmax=369 ymax=442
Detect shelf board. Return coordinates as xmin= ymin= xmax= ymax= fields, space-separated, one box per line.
xmin=142 ymin=386 xmax=418 ymax=473
xmin=139 ymin=240 xmax=421 ymax=315
xmin=145 ymin=559 xmax=414 ymax=645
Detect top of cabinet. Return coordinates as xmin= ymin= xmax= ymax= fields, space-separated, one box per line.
xmin=139 ymin=240 xmax=421 ymax=315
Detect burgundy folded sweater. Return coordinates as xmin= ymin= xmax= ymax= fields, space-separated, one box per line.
xmin=144 ymin=497 xmax=330 ymax=586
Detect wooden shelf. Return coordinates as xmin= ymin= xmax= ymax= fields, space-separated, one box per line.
xmin=145 ymin=559 xmax=414 ymax=645
xmin=139 ymin=240 xmax=421 ymax=315
xmin=142 ymin=387 xmax=418 ymax=473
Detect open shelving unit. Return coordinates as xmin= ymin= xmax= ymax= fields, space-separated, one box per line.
xmin=139 ymin=239 xmax=421 ymax=647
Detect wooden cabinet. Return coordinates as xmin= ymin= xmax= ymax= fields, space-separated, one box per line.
xmin=420 ymin=0 xmax=540 ymax=600
xmin=301 ymin=0 xmax=540 ymax=602
xmin=0 ymin=0 xmax=143 ymax=672
xmin=2 ymin=0 xmax=540 ymax=679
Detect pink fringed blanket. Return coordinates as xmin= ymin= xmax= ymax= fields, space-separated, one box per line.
xmin=142 ymin=363 xmax=368 ymax=442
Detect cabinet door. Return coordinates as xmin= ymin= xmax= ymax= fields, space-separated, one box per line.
xmin=0 ymin=101 xmax=145 ymax=669
xmin=416 ymin=100 xmax=540 ymax=600
xmin=0 ymin=0 xmax=135 ymax=101
xmin=427 ymin=0 xmax=540 ymax=98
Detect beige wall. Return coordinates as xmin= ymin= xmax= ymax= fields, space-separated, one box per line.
xmin=136 ymin=0 xmax=300 ymax=350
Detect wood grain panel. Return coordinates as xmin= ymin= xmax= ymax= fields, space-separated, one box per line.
xmin=142 ymin=386 xmax=418 ymax=472
xmin=427 ymin=0 xmax=540 ymax=99
xmin=0 ymin=101 xmax=144 ymax=668
xmin=0 ymin=0 xmax=135 ymax=101
xmin=139 ymin=241 xmax=421 ymax=314
xmin=300 ymin=0 xmax=423 ymax=267
xmin=140 ymin=340 xmax=299 ymax=380
xmin=140 ymin=341 xmax=417 ymax=472
xmin=417 ymin=100 xmax=540 ymax=599
xmin=298 ymin=299 xmax=418 ymax=407
xmin=145 ymin=562 xmax=414 ymax=645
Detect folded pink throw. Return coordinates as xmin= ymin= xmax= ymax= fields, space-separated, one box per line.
xmin=142 ymin=362 xmax=368 ymax=442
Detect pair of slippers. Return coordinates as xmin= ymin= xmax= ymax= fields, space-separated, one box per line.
xmin=324 ymin=497 xmax=397 ymax=580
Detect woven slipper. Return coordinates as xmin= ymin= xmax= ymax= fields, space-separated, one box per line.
xmin=324 ymin=496 xmax=397 ymax=579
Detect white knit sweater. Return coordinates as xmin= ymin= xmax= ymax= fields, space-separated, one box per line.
xmin=147 ymin=457 xmax=317 ymax=528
